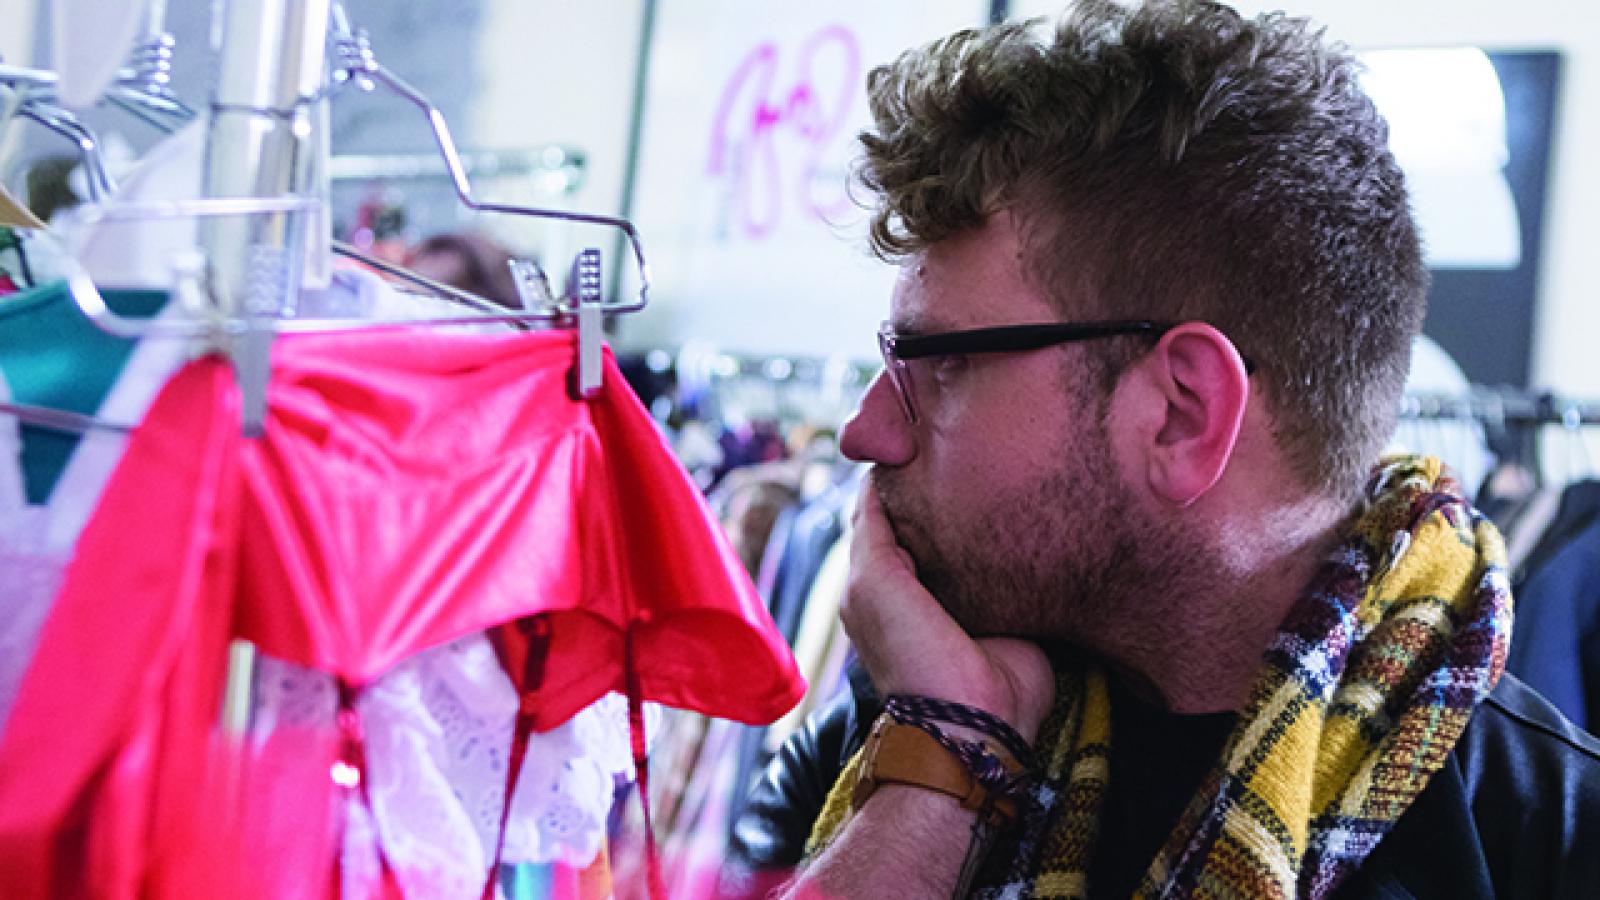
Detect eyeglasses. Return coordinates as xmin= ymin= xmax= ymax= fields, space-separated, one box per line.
xmin=875 ymin=319 xmax=1174 ymax=424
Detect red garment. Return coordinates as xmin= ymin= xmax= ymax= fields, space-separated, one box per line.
xmin=0 ymin=329 xmax=804 ymax=898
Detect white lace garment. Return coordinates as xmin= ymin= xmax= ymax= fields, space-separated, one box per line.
xmin=253 ymin=636 xmax=657 ymax=898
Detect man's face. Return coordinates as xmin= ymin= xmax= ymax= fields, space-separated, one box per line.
xmin=840 ymin=215 xmax=1185 ymax=642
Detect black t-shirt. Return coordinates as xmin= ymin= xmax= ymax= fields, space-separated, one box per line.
xmin=1086 ymin=676 xmax=1237 ymax=898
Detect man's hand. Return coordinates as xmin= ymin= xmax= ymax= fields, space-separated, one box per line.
xmin=840 ymin=475 xmax=1055 ymax=741
xmin=779 ymin=477 xmax=1058 ymax=899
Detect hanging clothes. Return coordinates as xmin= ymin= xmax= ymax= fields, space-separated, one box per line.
xmin=709 ymin=460 xmax=805 ymax=578
xmin=0 ymin=296 xmax=190 ymax=731
xmin=1388 ymin=335 xmax=1495 ymax=499
xmin=59 ymin=120 xmax=205 ymax=291
xmin=1506 ymin=480 xmax=1600 ymax=731
xmin=0 ymin=327 xmax=804 ymax=899
xmin=0 ymin=228 xmax=33 ymax=294
xmin=0 ymin=266 xmax=482 ymax=733
xmin=252 ymin=637 xmax=659 ymax=898
xmin=0 ymin=280 xmax=168 ymax=501
xmin=0 ymin=372 xmax=63 ymax=728
xmin=765 ymin=531 xmax=853 ymax=753
xmin=724 ymin=473 xmax=857 ymax=831
xmin=762 ymin=475 xmax=856 ymax=647
xmin=1510 ymin=480 xmax=1600 ymax=589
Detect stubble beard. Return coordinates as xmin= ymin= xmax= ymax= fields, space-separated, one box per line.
xmin=875 ymin=422 xmax=1183 ymax=648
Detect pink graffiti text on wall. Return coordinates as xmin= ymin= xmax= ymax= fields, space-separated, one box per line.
xmin=706 ymin=25 xmax=861 ymax=240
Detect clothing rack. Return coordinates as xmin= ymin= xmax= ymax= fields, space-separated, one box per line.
xmin=666 ymin=346 xmax=876 ymax=392
xmin=1399 ymin=389 xmax=1600 ymax=427
xmin=4 ymin=0 xmax=657 ymax=724
xmin=658 ymin=346 xmax=875 ymax=438
xmin=328 ymin=147 xmax=586 ymax=195
xmin=2 ymin=7 xmax=791 ymax=900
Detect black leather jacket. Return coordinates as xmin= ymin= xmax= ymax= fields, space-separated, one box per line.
xmin=724 ymin=668 xmax=1600 ymax=898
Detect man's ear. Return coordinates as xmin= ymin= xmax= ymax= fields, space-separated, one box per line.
xmin=1137 ymin=323 xmax=1250 ymax=507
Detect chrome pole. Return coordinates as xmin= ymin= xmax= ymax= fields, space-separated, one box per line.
xmin=200 ymin=0 xmax=328 ymax=320
xmin=202 ymin=0 xmax=331 ymax=735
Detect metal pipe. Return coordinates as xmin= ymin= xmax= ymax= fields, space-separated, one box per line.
xmin=326 ymin=146 xmax=585 ymax=187
xmin=0 ymin=402 xmax=135 ymax=434
xmin=142 ymin=0 xmax=169 ymax=39
xmin=203 ymin=0 xmax=331 ymax=734
xmin=612 ymin=0 xmax=656 ymax=307
xmin=0 ymin=64 xmax=58 ymax=90
xmin=200 ymin=0 xmax=330 ymax=320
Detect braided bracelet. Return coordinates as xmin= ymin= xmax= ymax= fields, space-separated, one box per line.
xmin=882 ymin=694 xmax=1038 ymax=804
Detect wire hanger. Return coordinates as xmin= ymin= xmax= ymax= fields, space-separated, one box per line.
xmin=0 ymin=78 xmax=118 ymax=203
xmin=1 ymin=20 xmax=198 ymax=189
xmin=330 ymin=238 xmax=508 ymax=315
xmin=0 ymin=74 xmax=142 ymax=435
xmin=15 ymin=1 xmax=653 ymax=439
xmin=100 ymin=2 xmax=197 ymax=131
xmin=1 ymin=63 xmax=497 ymax=317
xmin=3 ymin=22 xmax=488 ymax=319
xmin=326 ymin=4 xmax=651 ymax=316
xmin=324 ymin=4 xmax=653 ymax=400
xmin=0 ymin=401 xmax=135 ymax=435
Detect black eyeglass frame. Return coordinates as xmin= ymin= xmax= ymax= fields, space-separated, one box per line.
xmin=875 ymin=319 xmax=1252 ymax=424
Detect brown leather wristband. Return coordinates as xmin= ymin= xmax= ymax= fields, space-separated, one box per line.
xmin=850 ymin=717 xmax=1020 ymax=823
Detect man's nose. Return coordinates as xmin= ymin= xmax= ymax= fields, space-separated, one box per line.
xmin=839 ymin=370 xmax=916 ymax=466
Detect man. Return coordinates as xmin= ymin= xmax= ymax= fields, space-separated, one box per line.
xmin=726 ymin=1 xmax=1600 ymax=897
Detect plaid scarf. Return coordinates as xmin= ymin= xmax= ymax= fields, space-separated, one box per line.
xmin=808 ymin=456 xmax=1512 ymax=898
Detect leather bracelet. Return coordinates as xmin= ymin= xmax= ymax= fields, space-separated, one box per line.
xmin=883 ymin=694 xmax=1036 ymax=768
xmin=850 ymin=716 xmax=1023 ymax=825
xmin=881 ymin=695 xmax=1037 ymax=807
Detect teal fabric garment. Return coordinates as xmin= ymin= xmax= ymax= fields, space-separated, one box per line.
xmin=0 ymin=228 xmax=30 ymax=292
xmin=0 ymin=281 xmax=168 ymax=503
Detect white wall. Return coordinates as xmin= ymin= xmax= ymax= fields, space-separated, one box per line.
xmin=595 ymin=0 xmax=1599 ymax=389
xmin=1008 ymin=0 xmax=1600 ymax=399
xmin=1232 ymin=1 xmax=1598 ymax=401
xmin=0 ymin=0 xmax=32 ymax=64
xmin=471 ymin=0 xmax=645 ymax=221
xmin=460 ymin=1 xmax=647 ymax=275
xmin=617 ymin=0 xmax=990 ymax=361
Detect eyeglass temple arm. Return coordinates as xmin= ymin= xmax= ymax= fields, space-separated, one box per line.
xmin=888 ymin=321 xmax=1171 ymax=360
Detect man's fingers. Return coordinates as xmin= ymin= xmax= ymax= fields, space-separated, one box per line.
xmin=852 ymin=476 xmax=919 ymax=570
xmin=840 ymin=473 xmax=1053 ymax=732
xmin=851 ymin=476 xmax=898 ymax=554
xmin=844 ymin=474 xmax=969 ymax=659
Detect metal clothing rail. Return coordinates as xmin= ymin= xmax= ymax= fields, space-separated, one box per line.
xmin=1398 ymin=390 xmax=1600 ymax=428
xmin=328 ymin=146 xmax=586 ymax=192
xmin=665 ymin=347 xmax=878 ymax=390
